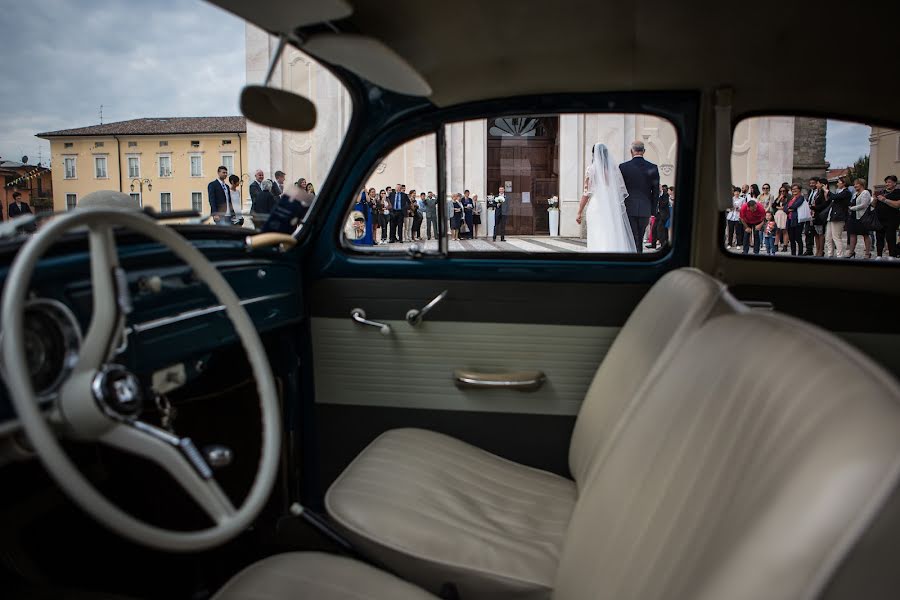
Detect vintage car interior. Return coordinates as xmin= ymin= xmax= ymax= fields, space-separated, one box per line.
xmin=2 ymin=1 xmax=899 ymax=599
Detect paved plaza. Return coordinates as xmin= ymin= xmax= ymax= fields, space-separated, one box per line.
xmin=366 ymin=236 xmax=666 ymax=253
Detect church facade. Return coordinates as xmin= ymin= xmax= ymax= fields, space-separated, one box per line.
xmin=246 ymin=25 xmax=825 ymax=236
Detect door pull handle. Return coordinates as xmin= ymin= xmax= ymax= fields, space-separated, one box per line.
xmin=350 ymin=308 xmax=392 ymax=335
xmin=454 ymin=369 xmax=546 ymax=391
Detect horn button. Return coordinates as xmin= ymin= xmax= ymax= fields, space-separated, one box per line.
xmin=91 ymin=364 xmax=144 ymax=419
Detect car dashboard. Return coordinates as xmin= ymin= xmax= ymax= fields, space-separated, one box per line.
xmin=0 ymin=234 xmax=302 ymax=435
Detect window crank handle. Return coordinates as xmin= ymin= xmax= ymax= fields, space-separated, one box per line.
xmin=350 ymin=308 xmax=392 ymax=335
xmin=406 ymin=290 xmax=448 ymax=326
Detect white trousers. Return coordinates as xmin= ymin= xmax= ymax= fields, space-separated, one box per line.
xmin=825 ymin=221 xmax=845 ymax=258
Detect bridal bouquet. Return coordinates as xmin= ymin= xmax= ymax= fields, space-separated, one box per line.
xmin=547 ymin=196 xmax=559 ymax=210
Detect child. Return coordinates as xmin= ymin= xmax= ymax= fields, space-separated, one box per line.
xmin=763 ymin=210 xmax=777 ymax=255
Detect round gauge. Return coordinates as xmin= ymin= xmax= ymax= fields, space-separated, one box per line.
xmin=2 ymin=299 xmax=82 ymax=398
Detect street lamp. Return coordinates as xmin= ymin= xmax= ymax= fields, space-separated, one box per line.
xmin=130 ymin=178 xmax=152 ymax=207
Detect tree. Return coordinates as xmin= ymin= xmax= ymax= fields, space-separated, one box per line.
xmin=845 ymin=154 xmax=870 ymax=186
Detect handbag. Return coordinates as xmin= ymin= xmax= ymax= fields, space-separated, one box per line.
xmin=460 ymin=221 xmax=470 ymax=234
xmin=797 ymin=200 xmax=812 ymax=223
xmin=859 ymin=206 xmax=883 ymax=231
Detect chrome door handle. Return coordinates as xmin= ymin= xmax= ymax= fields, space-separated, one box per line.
xmin=406 ymin=290 xmax=448 ymax=326
xmin=454 ymin=369 xmax=546 ymax=392
xmin=350 ymin=308 xmax=392 ymax=335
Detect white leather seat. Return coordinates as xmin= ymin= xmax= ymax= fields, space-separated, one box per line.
xmin=216 ymin=310 xmax=900 ymax=600
xmin=325 ymin=268 xmax=744 ymax=598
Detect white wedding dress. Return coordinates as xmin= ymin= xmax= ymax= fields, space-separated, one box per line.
xmin=584 ymin=143 xmax=636 ymax=253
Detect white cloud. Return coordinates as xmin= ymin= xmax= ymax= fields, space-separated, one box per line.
xmin=0 ymin=0 xmax=245 ymax=165
xmin=826 ymin=120 xmax=871 ymax=169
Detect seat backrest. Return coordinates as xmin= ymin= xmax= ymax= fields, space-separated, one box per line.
xmin=554 ymin=311 xmax=900 ymax=600
xmin=569 ymin=267 xmax=744 ymax=484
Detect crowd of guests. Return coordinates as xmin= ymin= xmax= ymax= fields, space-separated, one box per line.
xmin=725 ymin=175 xmax=900 ymax=259
xmin=207 ymin=166 xmax=315 ymax=231
xmin=350 ymin=184 xmax=443 ymax=246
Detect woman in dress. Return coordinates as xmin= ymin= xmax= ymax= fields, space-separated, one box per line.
xmin=574 ymin=143 xmax=635 ymax=253
xmin=472 ymin=194 xmax=482 ymax=238
xmin=758 ymin=183 xmax=771 ymax=211
xmin=450 ymin=193 xmax=463 ymax=240
xmin=461 ymin=192 xmax=475 ymax=239
xmin=379 ymin=190 xmax=390 ymax=243
xmin=773 ymin=185 xmax=789 ymax=252
xmin=846 ymin=178 xmax=873 ymax=259
xmin=785 ymin=183 xmax=807 ymax=256
xmin=227 ymin=174 xmax=244 ymax=225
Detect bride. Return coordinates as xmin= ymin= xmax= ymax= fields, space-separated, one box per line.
xmin=575 ymin=143 xmax=636 ymax=253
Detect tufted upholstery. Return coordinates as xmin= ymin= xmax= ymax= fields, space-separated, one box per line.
xmin=324 ymin=268 xmax=742 ymax=598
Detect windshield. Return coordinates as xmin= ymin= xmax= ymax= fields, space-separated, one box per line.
xmin=0 ymin=0 xmax=350 ymax=239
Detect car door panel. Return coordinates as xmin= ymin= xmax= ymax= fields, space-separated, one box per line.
xmin=307 ymin=277 xmax=650 ymax=490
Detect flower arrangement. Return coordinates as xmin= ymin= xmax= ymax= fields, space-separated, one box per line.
xmin=547 ymin=196 xmax=560 ymax=211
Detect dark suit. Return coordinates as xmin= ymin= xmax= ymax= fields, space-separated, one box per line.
xmin=493 ymin=194 xmax=507 ymax=240
xmin=272 ymin=181 xmax=283 ymax=197
xmin=249 ymin=181 xmax=262 ymax=205
xmin=655 ymin=194 xmax=671 ymax=248
xmin=619 ymin=156 xmax=660 ymax=252
xmin=8 ymin=201 xmax=30 ymax=218
xmin=389 ymin=191 xmax=410 ymax=242
xmin=8 ymin=201 xmax=34 ymax=232
xmin=826 ymin=188 xmax=851 ymax=222
xmin=207 ymin=178 xmax=229 ymax=213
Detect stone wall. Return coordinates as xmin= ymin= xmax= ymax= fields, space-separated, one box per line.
xmin=792 ymin=117 xmax=828 ymax=184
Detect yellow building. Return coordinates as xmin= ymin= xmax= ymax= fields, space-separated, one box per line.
xmin=869 ymin=127 xmax=900 ymax=191
xmin=38 ymin=117 xmax=249 ymax=213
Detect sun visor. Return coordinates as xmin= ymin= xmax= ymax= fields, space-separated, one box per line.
xmin=303 ymin=33 xmax=432 ymax=97
xmin=209 ymin=0 xmax=352 ymax=34
xmin=240 ymin=85 xmax=317 ymax=131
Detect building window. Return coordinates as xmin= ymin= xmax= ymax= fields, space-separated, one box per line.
xmin=94 ymin=156 xmax=108 ymax=178
xmin=160 ymin=192 xmax=172 ymax=213
xmin=128 ymin=141 xmax=138 ymax=148
xmin=220 ymin=154 xmax=234 ymax=174
xmin=64 ymin=157 xmax=76 ymax=179
xmin=64 ymin=142 xmax=73 ymax=149
xmin=191 ymin=140 xmax=200 ymax=147
xmin=66 ymin=193 xmax=77 ymax=210
xmin=222 ymin=139 xmax=232 ymax=145
xmin=159 ymin=140 xmax=168 ymax=147
xmin=159 ymin=155 xmax=172 ymax=177
xmin=191 ymin=192 xmax=203 ymax=212
xmin=95 ymin=141 xmax=104 ymax=148
xmin=127 ymin=156 xmax=140 ymax=178
xmin=130 ymin=193 xmax=142 ymax=206
xmin=190 ymin=154 xmax=202 ymax=177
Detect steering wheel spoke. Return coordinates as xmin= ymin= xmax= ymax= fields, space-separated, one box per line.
xmin=76 ymin=224 xmax=128 ymax=373
xmin=100 ymin=421 xmax=237 ymax=524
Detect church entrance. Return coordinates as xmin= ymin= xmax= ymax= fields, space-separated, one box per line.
xmin=487 ymin=117 xmax=559 ymax=235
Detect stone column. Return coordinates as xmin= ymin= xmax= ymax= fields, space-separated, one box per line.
xmin=464 ymin=119 xmax=486 ymax=197
xmin=868 ymin=129 xmax=880 ymax=186
xmin=245 ymin=23 xmax=272 ymax=177
xmin=559 ymin=114 xmax=583 ymax=237
xmin=446 ymin=122 xmax=465 ymax=197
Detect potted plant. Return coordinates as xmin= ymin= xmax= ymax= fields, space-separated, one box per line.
xmin=547 ymin=196 xmax=560 ymax=237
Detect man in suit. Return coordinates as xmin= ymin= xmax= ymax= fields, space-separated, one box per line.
xmin=803 ymin=177 xmax=819 ymax=255
xmin=273 ymin=170 xmax=286 ymax=197
xmin=207 ymin=165 xmax=230 ymax=213
xmin=494 ymin=185 xmax=507 ymax=241
xmin=8 ymin=191 xmax=35 ymax=232
xmin=655 ymin=184 xmax=671 ymax=250
xmin=389 ymin=182 xmax=409 ymax=242
xmin=249 ymin=169 xmax=264 ymax=205
xmin=425 ymin=191 xmax=438 ymax=240
xmin=619 ymin=140 xmax=660 ymax=253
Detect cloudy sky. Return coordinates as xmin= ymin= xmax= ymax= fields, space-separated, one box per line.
xmin=0 ymin=1 xmax=872 ymax=170
xmin=0 ymin=0 xmax=245 ymax=166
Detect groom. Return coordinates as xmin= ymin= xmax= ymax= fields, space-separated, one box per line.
xmin=619 ymin=141 xmax=660 ymax=253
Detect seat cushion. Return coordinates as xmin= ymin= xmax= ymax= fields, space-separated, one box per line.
xmin=326 ymin=428 xmax=577 ymax=599
xmin=212 ymin=552 xmax=437 ymax=600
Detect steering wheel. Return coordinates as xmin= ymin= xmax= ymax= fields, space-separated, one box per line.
xmin=0 ymin=207 xmax=281 ymax=551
